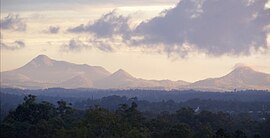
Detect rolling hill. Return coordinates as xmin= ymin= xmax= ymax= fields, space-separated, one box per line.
xmin=1 ymin=55 xmax=269 ymax=91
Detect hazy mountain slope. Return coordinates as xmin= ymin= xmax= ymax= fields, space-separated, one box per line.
xmin=94 ymin=69 xmax=190 ymax=89
xmin=13 ymin=55 xmax=111 ymax=82
xmin=94 ymin=69 xmax=139 ymax=89
xmin=57 ymin=74 xmax=94 ymax=88
xmin=1 ymin=55 xmax=190 ymax=89
xmin=1 ymin=55 xmax=111 ymax=88
xmin=189 ymin=66 xmax=270 ymax=91
xmin=1 ymin=55 xmax=269 ymax=91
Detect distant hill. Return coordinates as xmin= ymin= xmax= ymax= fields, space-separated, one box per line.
xmin=189 ymin=66 xmax=270 ymax=91
xmin=1 ymin=55 xmax=269 ymax=91
xmin=1 ymin=55 xmax=110 ymax=89
xmin=0 ymin=55 xmax=189 ymax=90
xmin=94 ymin=69 xmax=189 ymax=89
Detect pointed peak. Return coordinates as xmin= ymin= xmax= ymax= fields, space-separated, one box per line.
xmin=116 ymin=69 xmax=127 ymax=73
xmin=114 ymin=69 xmax=130 ymax=75
xmin=30 ymin=54 xmax=54 ymax=66
xmin=227 ymin=65 xmax=257 ymax=77
xmin=36 ymin=54 xmax=49 ymax=58
xmin=112 ymin=69 xmax=134 ymax=78
xmin=233 ymin=65 xmax=254 ymax=72
xmin=37 ymin=54 xmax=49 ymax=58
xmin=33 ymin=54 xmax=51 ymax=61
xmin=233 ymin=63 xmax=254 ymax=70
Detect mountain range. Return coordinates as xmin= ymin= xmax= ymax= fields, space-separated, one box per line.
xmin=1 ymin=55 xmax=270 ymax=91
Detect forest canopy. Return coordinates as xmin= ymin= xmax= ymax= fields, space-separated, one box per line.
xmin=1 ymin=94 xmax=270 ymax=138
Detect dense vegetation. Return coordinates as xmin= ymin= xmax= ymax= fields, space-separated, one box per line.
xmin=2 ymin=88 xmax=270 ymax=102
xmin=2 ymin=92 xmax=270 ymax=120
xmin=1 ymin=95 xmax=270 ymax=138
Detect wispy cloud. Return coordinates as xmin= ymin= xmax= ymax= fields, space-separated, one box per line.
xmin=61 ymin=39 xmax=90 ymax=52
xmin=0 ymin=40 xmax=25 ymax=50
xmin=2 ymin=0 xmax=178 ymax=11
xmin=89 ymin=38 xmax=114 ymax=52
xmin=43 ymin=26 xmax=60 ymax=34
xmin=61 ymin=37 xmax=114 ymax=53
xmin=67 ymin=10 xmax=131 ymax=39
xmin=0 ymin=14 xmax=26 ymax=31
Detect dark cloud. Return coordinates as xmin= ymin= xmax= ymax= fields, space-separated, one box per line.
xmin=61 ymin=38 xmax=114 ymax=53
xmin=134 ymin=0 xmax=270 ymax=56
xmin=61 ymin=39 xmax=90 ymax=52
xmin=44 ymin=26 xmax=60 ymax=34
xmin=89 ymin=38 xmax=114 ymax=52
xmin=66 ymin=0 xmax=269 ymax=56
xmin=0 ymin=40 xmax=25 ymax=50
xmin=0 ymin=14 xmax=26 ymax=31
xmin=96 ymin=43 xmax=113 ymax=52
xmin=68 ymin=10 xmax=131 ymax=39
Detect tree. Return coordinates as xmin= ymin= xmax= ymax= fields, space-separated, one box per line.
xmin=0 ymin=95 xmax=57 ymax=138
xmin=175 ymin=107 xmax=195 ymax=125
xmin=80 ymin=107 xmax=119 ymax=137
xmin=164 ymin=123 xmax=193 ymax=138
xmin=0 ymin=95 xmax=77 ymax=138
xmin=233 ymin=130 xmax=247 ymax=138
xmin=194 ymin=124 xmax=214 ymax=138
xmin=214 ymin=128 xmax=231 ymax=138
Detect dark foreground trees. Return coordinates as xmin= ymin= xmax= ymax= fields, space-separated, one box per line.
xmin=1 ymin=95 xmax=74 ymax=138
xmin=1 ymin=95 xmax=270 ymax=138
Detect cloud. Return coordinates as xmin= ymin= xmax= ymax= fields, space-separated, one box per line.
xmin=68 ymin=10 xmax=131 ymax=39
xmin=89 ymin=38 xmax=114 ymax=52
xmin=43 ymin=26 xmax=60 ymax=34
xmin=96 ymin=43 xmax=113 ymax=52
xmin=0 ymin=14 xmax=26 ymax=31
xmin=61 ymin=39 xmax=90 ymax=52
xmin=61 ymin=37 xmax=114 ymax=53
xmin=133 ymin=0 xmax=270 ymax=56
xmin=2 ymin=0 xmax=178 ymax=12
xmin=65 ymin=0 xmax=269 ymax=57
xmin=0 ymin=40 xmax=25 ymax=50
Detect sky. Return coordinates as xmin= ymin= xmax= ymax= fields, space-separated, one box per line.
xmin=1 ymin=0 xmax=270 ymax=82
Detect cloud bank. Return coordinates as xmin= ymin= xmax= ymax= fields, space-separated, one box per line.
xmin=61 ymin=39 xmax=90 ymax=52
xmin=68 ymin=10 xmax=131 ymax=39
xmin=44 ymin=26 xmax=60 ymax=34
xmin=61 ymin=38 xmax=114 ymax=53
xmin=0 ymin=14 xmax=26 ymax=31
xmin=134 ymin=0 xmax=270 ymax=56
xmin=67 ymin=0 xmax=270 ymax=56
xmin=0 ymin=40 xmax=25 ymax=50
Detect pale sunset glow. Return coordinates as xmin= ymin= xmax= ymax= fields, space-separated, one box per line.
xmin=2 ymin=1 xmax=270 ymax=137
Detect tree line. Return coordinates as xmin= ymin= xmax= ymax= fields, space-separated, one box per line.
xmin=1 ymin=95 xmax=270 ymax=138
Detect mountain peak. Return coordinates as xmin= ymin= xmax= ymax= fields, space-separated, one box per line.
xmin=231 ymin=65 xmax=255 ymax=74
xmin=112 ymin=69 xmax=134 ymax=79
xmin=233 ymin=63 xmax=255 ymax=70
xmin=235 ymin=65 xmax=253 ymax=69
xmin=116 ymin=69 xmax=126 ymax=73
xmin=224 ymin=66 xmax=256 ymax=79
xmin=30 ymin=54 xmax=54 ymax=67
xmin=35 ymin=54 xmax=49 ymax=59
